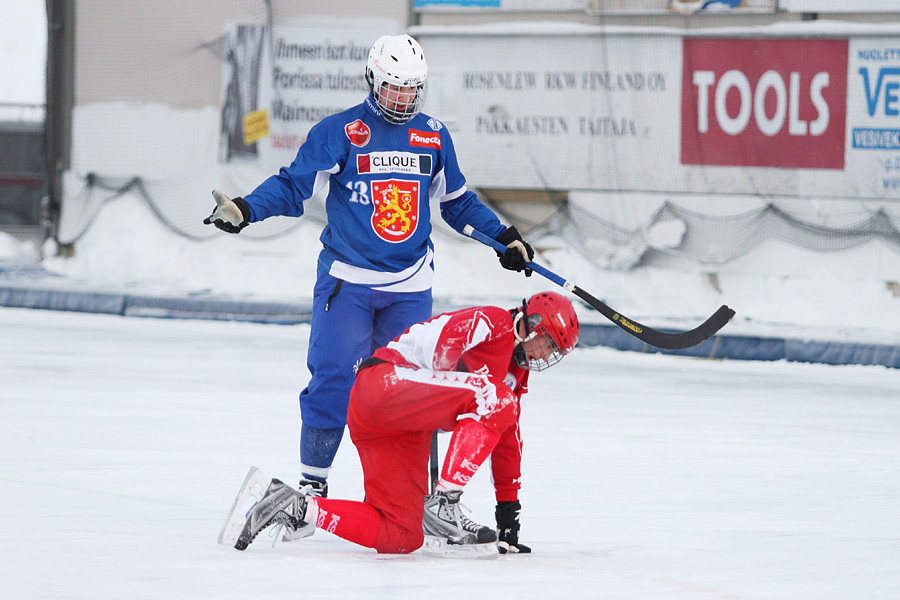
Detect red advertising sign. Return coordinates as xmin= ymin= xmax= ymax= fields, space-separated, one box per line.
xmin=681 ymin=38 xmax=848 ymax=169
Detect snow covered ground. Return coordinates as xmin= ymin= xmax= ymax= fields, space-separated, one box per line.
xmin=1 ymin=307 xmax=898 ymax=600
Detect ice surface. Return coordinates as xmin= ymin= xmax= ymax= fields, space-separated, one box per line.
xmin=1 ymin=307 xmax=897 ymax=599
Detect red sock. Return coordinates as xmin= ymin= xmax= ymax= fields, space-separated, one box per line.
xmin=440 ymin=418 xmax=501 ymax=489
xmin=312 ymin=498 xmax=380 ymax=549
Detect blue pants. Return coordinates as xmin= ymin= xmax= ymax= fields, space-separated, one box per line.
xmin=299 ymin=263 xmax=432 ymax=476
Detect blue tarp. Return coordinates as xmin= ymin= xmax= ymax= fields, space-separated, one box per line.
xmin=1 ymin=277 xmax=897 ymax=369
xmin=578 ymin=323 xmax=900 ymax=368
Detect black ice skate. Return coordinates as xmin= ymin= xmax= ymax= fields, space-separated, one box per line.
xmin=422 ymin=490 xmax=498 ymax=558
xmin=282 ymin=479 xmax=327 ymax=542
xmin=217 ymin=466 xmax=312 ymax=551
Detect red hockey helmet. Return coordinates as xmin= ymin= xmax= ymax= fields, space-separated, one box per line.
xmin=514 ymin=291 xmax=579 ymax=371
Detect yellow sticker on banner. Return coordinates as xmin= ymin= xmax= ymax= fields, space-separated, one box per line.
xmin=243 ymin=109 xmax=269 ymax=145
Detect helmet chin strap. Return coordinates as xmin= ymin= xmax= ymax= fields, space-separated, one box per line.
xmin=513 ymin=311 xmax=527 ymax=343
xmin=513 ymin=299 xmax=536 ymax=344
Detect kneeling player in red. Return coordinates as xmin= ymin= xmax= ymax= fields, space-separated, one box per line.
xmin=219 ymin=291 xmax=579 ymax=557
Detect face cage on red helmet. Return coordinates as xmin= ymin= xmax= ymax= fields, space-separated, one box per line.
xmin=513 ymin=318 xmax=565 ymax=372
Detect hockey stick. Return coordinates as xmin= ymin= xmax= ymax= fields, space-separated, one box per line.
xmin=429 ymin=431 xmax=439 ymax=494
xmin=463 ymin=225 xmax=735 ymax=350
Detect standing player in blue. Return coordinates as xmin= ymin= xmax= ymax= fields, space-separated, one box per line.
xmin=203 ymin=34 xmax=534 ymax=537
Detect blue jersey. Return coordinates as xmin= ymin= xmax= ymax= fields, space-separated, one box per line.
xmin=243 ymin=94 xmax=506 ymax=292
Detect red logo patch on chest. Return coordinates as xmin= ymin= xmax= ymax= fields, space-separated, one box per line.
xmin=345 ymin=119 xmax=371 ymax=147
xmin=408 ymin=129 xmax=441 ymax=149
xmin=370 ymin=179 xmax=420 ymax=243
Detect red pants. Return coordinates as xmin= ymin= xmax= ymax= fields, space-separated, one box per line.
xmin=313 ymin=362 xmax=517 ymax=553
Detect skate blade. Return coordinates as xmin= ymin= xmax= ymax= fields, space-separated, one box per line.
xmin=422 ymin=535 xmax=499 ymax=559
xmin=217 ymin=466 xmax=272 ymax=548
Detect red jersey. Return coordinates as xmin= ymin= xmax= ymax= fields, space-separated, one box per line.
xmin=372 ymin=305 xmax=529 ymax=501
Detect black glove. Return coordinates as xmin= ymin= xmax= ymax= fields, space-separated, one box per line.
xmin=495 ymin=500 xmax=531 ymax=554
xmin=495 ymin=226 xmax=534 ymax=277
xmin=203 ymin=190 xmax=251 ymax=234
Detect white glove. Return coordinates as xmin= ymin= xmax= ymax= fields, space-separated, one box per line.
xmin=203 ymin=190 xmax=249 ymax=234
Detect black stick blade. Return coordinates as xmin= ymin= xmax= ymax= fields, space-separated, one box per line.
xmin=573 ymin=286 xmax=735 ymax=350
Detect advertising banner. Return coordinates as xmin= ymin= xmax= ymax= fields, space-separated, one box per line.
xmin=414 ymin=0 xmax=587 ymax=10
xmin=782 ymin=0 xmax=900 ymax=13
xmin=220 ymin=24 xmax=900 ymax=201
xmin=415 ymin=0 xmax=502 ymax=7
xmin=413 ymin=1 xmax=775 ymax=12
xmin=666 ymin=1 xmax=775 ymax=13
xmin=847 ymin=38 xmax=900 ymax=197
xmin=681 ymin=38 xmax=848 ymax=170
xmin=417 ymin=27 xmax=900 ymax=200
xmin=219 ymin=23 xmax=390 ymax=165
xmin=421 ymin=33 xmax=681 ymax=192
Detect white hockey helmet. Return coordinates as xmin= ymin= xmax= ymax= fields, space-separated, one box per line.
xmin=365 ymin=34 xmax=427 ymax=125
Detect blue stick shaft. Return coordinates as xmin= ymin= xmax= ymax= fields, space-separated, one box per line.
xmin=462 ymin=225 xmax=569 ymax=290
